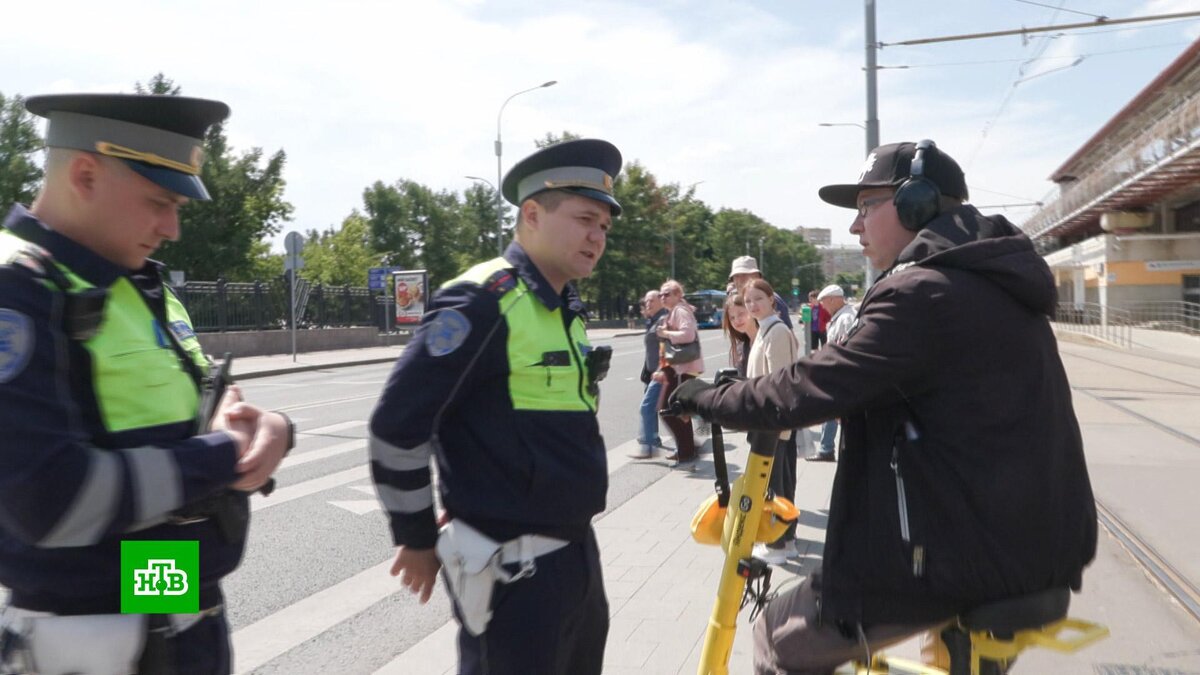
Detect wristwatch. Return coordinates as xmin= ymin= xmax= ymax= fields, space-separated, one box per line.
xmin=276 ymin=411 xmax=296 ymax=455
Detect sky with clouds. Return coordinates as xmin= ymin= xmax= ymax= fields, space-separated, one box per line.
xmin=4 ymin=0 xmax=1200 ymax=249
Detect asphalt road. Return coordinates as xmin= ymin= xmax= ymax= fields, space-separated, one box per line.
xmin=224 ymin=329 xmax=732 ymax=673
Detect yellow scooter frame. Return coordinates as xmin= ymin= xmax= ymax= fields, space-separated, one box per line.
xmin=696 ymin=425 xmax=786 ymax=675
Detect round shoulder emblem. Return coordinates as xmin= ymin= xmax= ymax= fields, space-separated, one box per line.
xmin=0 ymin=308 xmax=34 ymax=383
xmin=426 ymin=308 xmax=472 ymax=357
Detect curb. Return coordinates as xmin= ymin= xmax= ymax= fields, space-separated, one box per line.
xmin=235 ymin=356 xmax=400 ymax=380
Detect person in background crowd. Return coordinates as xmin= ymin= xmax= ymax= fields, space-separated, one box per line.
xmin=655 ymin=279 xmax=703 ymax=465
xmin=809 ymin=284 xmax=856 ymax=462
xmin=728 ymin=255 xmax=792 ymax=329
xmin=722 ymin=292 xmax=755 ymax=376
xmin=743 ymin=278 xmax=801 ymax=565
xmin=631 ymin=289 xmax=669 ymax=459
xmin=808 ymin=289 xmax=828 ymax=349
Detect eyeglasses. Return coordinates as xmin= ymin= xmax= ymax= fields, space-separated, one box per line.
xmin=857 ymin=196 xmax=891 ymax=218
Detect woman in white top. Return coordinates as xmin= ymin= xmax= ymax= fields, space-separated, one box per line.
xmin=744 ymin=278 xmax=800 ymax=562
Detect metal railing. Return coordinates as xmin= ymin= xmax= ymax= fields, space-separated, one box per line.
xmin=1053 ymin=303 xmax=1134 ymax=348
xmin=1124 ymin=300 xmax=1200 ymax=335
xmin=1023 ymin=91 xmax=1200 ymax=240
xmin=174 ymin=278 xmax=381 ymax=333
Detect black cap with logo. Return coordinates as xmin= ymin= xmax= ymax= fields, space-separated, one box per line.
xmin=818 ymin=141 xmax=968 ymax=209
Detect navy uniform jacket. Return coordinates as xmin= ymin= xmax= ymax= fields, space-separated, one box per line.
xmin=0 ymin=205 xmax=242 ymax=615
xmin=369 ymin=243 xmax=607 ymax=549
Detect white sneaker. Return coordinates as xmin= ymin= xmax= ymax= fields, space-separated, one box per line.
xmin=752 ymin=543 xmax=788 ymax=565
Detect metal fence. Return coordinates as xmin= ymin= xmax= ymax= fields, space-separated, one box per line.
xmin=1124 ymin=300 xmax=1200 ymax=336
xmin=175 ymin=278 xmax=383 ymax=333
xmin=1053 ymin=303 xmax=1134 ymax=348
xmin=1053 ymin=300 xmax=1200 ymax=348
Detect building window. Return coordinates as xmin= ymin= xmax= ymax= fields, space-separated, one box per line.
xmin=1175 ymin=200 xmax=1200 ymax=233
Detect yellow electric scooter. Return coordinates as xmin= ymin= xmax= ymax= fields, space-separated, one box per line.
xmin=670 ymin=369 xmax=799 ymax=675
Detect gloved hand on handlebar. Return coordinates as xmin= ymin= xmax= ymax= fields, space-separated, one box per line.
xmin=663 ymin=378 xmax=716 ymax=418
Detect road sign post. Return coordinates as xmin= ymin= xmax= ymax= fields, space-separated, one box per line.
xmin=284 ymin=232 xmax=305 ymax=362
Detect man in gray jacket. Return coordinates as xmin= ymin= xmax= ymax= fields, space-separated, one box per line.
xmin=671 ymin=140 xmax=1096 ymax=674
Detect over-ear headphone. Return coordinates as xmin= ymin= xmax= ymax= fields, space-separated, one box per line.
xmin=893 ymin=139 xmax=941 ymax=232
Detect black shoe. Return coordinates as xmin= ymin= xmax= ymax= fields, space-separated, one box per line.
xmin=806 ymin=453 xmax=836 ymax=462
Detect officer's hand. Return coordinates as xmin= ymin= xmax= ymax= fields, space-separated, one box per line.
xmin=208 ymin=384 xmax=244 ymax=432
xmin=210 ymin=396 xmax=256 ymax=458
xmin=230 ymin=410 xmax=290 ymax=492
xmin=390 ymin=546 xmax=441 ymax=604
xmin=666 ymin=378 xmax=715 ymax=417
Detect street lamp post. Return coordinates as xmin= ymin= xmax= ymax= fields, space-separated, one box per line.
xmin=495 ymin=80 xmax=557 ymax=255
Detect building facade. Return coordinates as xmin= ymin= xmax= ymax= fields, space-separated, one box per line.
xmin=1021 ymin=38 xmax=1200 ymax=314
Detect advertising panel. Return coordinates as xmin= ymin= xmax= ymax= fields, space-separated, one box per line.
xmin=394 ymin=270 xmax=428 ymax=324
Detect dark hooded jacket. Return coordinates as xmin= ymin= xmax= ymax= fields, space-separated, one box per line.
xmin=694 ymin=205 xmax=1097 ymax=625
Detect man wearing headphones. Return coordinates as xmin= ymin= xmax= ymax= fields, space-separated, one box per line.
xmin=670 ymin=141 xmax=1097 ymax=673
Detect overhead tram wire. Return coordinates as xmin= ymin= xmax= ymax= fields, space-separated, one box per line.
xmin=1010 ymin=0 xmax=1106 ymax=21
xmin=879 ymin=40 xmax=1193 ymax=70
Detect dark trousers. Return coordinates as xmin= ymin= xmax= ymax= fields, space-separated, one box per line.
xmin=456 ymin=529 xmax=609 ymax=675
xmin=659 ymin=367 xmax=697 ymax=460
xmin=767 ymin=434 xmax=798 ymax=546
xmin=138 ymin=610 xmax=230 ymax=675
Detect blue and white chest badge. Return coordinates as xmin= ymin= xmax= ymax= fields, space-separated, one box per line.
xmin=426 ymin=309 xmax=471 ymax=357
xmin=0 ymin=308 xmax=34 ymax=383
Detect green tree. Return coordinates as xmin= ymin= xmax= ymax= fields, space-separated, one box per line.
xmin=301 ymin=211 xmax=378 ymax=286
xmin=578 ymin=161 xmax=670 ymax=319
xmin=459 ymin=182 xmax=505 ymax=267
xmin=533 ymin=131 xmax=581 ymax=149
xmin=136 ymin=74 xmax=294 ymax=281
xmin=0 ymin=92 xmax=44 ymax=207
xmin=362 ymin=179 xmax=461 ymax=288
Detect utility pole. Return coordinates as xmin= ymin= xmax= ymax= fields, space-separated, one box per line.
xmin=863 ymin=0 xmax=880 ymax=294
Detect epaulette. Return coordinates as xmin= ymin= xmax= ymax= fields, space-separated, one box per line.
xmin=6 ymin=241 xmax=54 ymax=280
xmin=4 ymin=242 xmax=105 ymax=340
xmin=482 ymin=268 xmax=518 ymax=297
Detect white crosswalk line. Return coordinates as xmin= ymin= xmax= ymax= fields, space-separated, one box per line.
xmin=231 ymin=560 xmax=396 ymax=674
xmin=299 ymin=420 xmax=366 ymax=436
xmin=251 ymin=466 xmax=369 ymax=512
xmin=282 ymin=438 xmax=365 ymax=469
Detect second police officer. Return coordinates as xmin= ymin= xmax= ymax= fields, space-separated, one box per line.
xmin=369 ymin=139 xmax=622 ymax=675
xmin=0 ymin=93 xmax=294 ymax=674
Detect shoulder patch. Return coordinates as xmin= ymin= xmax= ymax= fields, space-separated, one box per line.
xmin=0 ymin=308 xmax=34 ymax=383
xmin=483 ymin=269 xmax=517 ymax=296
xmin=168 ymin=319 xmax=197 ymax=342
xmin=426 ymin=308 xmax=472 ymax=357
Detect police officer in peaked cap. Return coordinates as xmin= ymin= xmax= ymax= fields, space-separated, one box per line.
xmin=370 ymin=138 xmax=621 ymax=674
xmin=0 ymin=93 xmax=294 ymax=674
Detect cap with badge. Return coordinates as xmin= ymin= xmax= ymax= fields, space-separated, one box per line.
xmin=818 ymin=141 xmax=968 ymax=210
xmin=502 ymin=138 xmax=623 ymax=216
xmin=25 ymin=93 xmax=230 ymax=201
